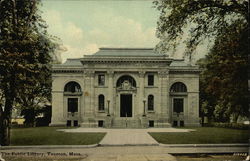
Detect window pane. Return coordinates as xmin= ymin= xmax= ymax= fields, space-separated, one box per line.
xmin=64 ymin=82 xmax=81 ymax=92
xmin=98 ymin=75 xmax=105 ymax=86
xmin=68 ymin=98 xmax=78 ymax=112
xmin=98 ymin=95 xmax=105 ymax=110
xmin=148 ymin=95 xmax=154 ymax=111
xmin=148 ymin=75 xmax=154 ymax=86
xmin=173 ymin=98 xmax=183 ymax=113
xmin=170 ymin=82 xmax=187 ymax=92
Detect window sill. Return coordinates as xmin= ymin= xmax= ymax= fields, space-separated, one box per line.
xmin=98 ymin=110 xmax=105 ymax=113
xmin=170 ymin=92 xmax=188 ymax=96
xmin=64 ymin=92 xmax=82 ymax=96
xmin=145 ymin=86 xmax=158 ymax=88
xmin=147 ymin=110 xmax=155 ymax=113
xmin=173 ymin=112 xmax=184 ymax=114
xmin=95 ymin=86 xmax=108 ymax=88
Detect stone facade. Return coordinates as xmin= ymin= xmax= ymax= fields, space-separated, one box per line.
xmin=50 ymin=48 xmax=200 ymax=128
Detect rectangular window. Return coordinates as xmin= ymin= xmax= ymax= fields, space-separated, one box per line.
xmin=149 ymin=120 xmax=154 ymax=127
xmin=173 ymin=121 xmax=178 ymax=127
xmin=180 ymin=121 xmax=184 ymax=127
xmin=68 ymin=98 xmax=78 ymax=113
xmin=98 ymin=74 xmax=105 ymax=86
xmin=74 ymin=120 xmax=78 ymax=127
xmin=148 ymin=95 xmax=154 ymax=111
xmin=148 ymin=75 xmax=154 ymax=86
xmin=98 ymin=120 xmax=104 ymax=127
xmin=67 ymin=120 xmax=71 ymax=126
xmin=173 ymin=98 xmax=184 ymax=113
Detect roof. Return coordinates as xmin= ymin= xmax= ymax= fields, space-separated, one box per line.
xmin=59 ymin=58 xmax=82 ymax=66
xmin=170 ymin=59 xmax=190 ymax=66
xmin=91 ymin=48 xmax=167 ymax=57
xmin=54 ymin=48 xmax=197 ymax=67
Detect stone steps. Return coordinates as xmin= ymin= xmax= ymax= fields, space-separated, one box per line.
xmin=112 ymin=119 xmax=141 ymax=128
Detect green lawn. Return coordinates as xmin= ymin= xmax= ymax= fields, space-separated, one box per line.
xmin=10 ymin=127 xmax=106 ymax=145
xmin=149 ymin=127 xmax=249 ymax=144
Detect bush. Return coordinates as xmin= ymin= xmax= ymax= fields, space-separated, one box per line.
xmin=203 ymin=122 xmax=249 ymax=130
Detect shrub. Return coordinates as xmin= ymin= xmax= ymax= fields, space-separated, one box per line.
xmin=203 ymin=122 xmax=249 ymax=130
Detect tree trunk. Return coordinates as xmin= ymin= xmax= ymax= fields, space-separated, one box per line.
xmin=0 ymin=106 xmax=4 ymax=145
xmin=0 ymin=111 xmax=11 ymax=146
xmin=0 ymin=97 xmax=14 ymax=146
xmin=232 ymin=113 xmax=239 ymax=123
xmin=0 ymin=118 xmax=10 ymax=146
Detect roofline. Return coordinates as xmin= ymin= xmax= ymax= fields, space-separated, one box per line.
xmin=99 ymin=47 xmax=154 ymax=50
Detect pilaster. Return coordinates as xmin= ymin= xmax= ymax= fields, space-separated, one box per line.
xmin=84 ymin=70 xmax=95 ymax=118
xmin=138 ymin=71 xmax=145 ymax=116
xmin=158 ymin=70 xmax=169 ymax=121
xmin=107 ymin=70 xmax=114 ymax=115
xmin=50 ymin=91 xmax=65 ymax=126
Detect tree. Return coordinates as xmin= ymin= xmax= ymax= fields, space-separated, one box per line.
xmin=16 ymin=67 xmax=52 ymax=127
xmin=154 ymin=0 xmax=249 ymax=122
xmin=153 ymin=0 xmax=248 ymax=59
xmin=200 ymin=22 xmax=248 ymax=122
xmin=0 ymin=0 xmax=56 ymax=145
xmin=196 ymin=58 xmax=217 ymax=123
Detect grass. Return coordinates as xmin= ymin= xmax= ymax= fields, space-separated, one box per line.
xmin=149 ymin=127 xmax=249 ymax=144
xmin=10 ymin=127 xmax=106 ymax=145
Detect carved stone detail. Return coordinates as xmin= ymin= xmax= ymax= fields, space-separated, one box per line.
xmin=138 ymin=71 xmax=145 ymax=78
xmin=107 ymin=70 xmax=114 ymax=76
xmin=158 ymin=70 xmax=169 ymax=78
xmin=85 ymin=70 xmax=95 ymax=77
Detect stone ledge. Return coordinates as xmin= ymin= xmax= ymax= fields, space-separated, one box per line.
xmin=159 ymin=143 xmax=249 ymax=148
xmin=0 ymin=144 xmax=98 ymax=150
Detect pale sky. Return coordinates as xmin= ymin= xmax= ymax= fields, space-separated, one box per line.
xmin=41 ymin=0 xmax=207 ymax=63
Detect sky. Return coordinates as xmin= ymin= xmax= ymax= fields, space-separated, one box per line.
xmin=41 ymin=0 xmax=207 ymax=63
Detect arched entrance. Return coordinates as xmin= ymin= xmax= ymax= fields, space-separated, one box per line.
xmin=116 ymin=75 xmax=137 ymax=118
xmin=170 ymin=82 xmax=187 ymax=127
xmin=64 ymin=81 xmax=82 ymax=127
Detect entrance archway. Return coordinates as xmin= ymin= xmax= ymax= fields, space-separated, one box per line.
xmin=116 ymin=75 xmax=136 ymax=118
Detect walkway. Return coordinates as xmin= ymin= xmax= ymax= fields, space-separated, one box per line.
xmin=1 ymin=146 xmax=177 ymax=161
xmin=1 ymin=145 xmax=249 ymax=161
xmin=58 ymin=128 xmax=195 ymax=146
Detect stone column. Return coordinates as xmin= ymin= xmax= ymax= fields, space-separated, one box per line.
xmin=107 ymin=70 xmax=114 ymax=115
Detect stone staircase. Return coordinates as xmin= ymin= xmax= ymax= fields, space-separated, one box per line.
xmin=111 ymin=118 xmax=142 ymax=128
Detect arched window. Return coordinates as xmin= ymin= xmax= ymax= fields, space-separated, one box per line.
xmin=148 ymin=95 xmax=154 ymax=111
xmin=116 ymin=75 xmax=136 ymax=88
xmin=170 ymin=82 xmax=187 ymax=92
xmin=64 ymin=81 xmax=81 ymax=92
xmin=98 ymin=94 xmax=105 ymax=111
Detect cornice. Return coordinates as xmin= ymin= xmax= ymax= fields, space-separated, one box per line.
xmin=80 ymin=57 xmax=173 ymax=65
xmin=169 ymin=69 xmax=201 ymax=74
xmin=52 ymin=69 xmax=83 ymax=73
